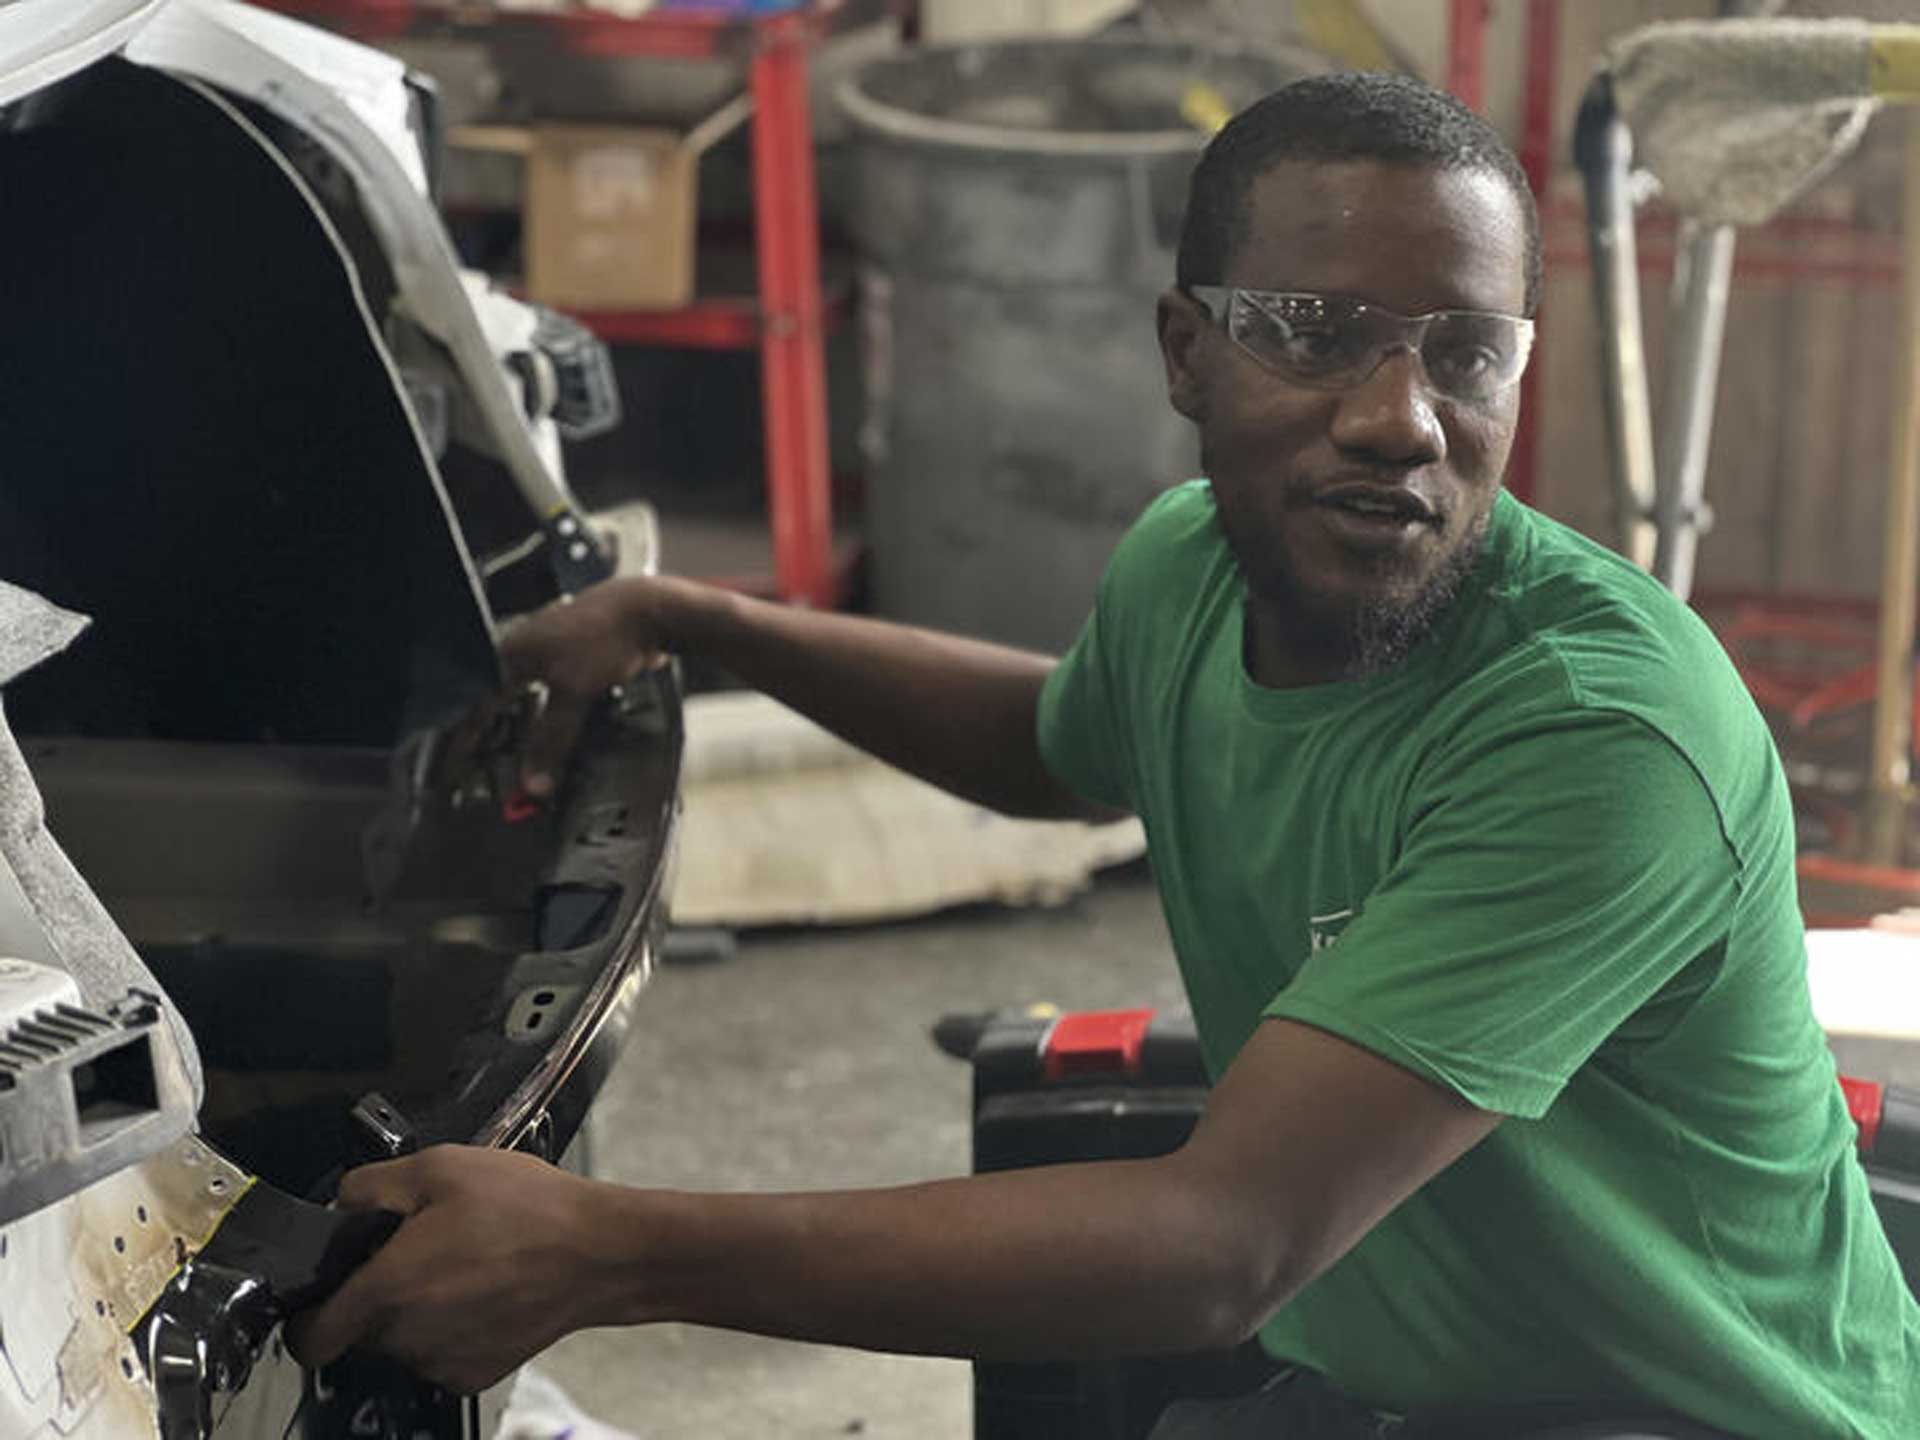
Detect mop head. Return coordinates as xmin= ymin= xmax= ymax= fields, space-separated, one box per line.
xmin=1609 ymin=18 xmax=1920 ymax=227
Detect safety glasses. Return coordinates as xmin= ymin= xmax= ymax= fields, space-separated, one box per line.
xmin=1188 ymin=286 xmax=1534 ymax=404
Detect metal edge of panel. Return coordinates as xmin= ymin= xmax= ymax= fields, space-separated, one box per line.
xmin=476 ymin=678 xmax=685 ymax=1157
xmin=0 ymin=0 xmax=167 ymax=108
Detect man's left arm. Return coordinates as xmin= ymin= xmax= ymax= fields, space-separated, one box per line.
xmin=290 ymin=1020 xmax=1497 ymax=1393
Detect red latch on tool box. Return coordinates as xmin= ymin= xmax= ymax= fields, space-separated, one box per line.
xmin=1042 ymin=1009 xmax=1157 ymax=1082
xmin=1841 ymin=1075 xmax=1885 ymax=1154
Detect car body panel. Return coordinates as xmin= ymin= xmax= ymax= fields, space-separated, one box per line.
xmin=0 ymin=5 xmax=678 ymax=1436
xmin=0 ymin=0 xmax=165 ymax=107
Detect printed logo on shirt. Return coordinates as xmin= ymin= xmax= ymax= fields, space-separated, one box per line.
xmin=1309 ymin=907 xmax=1355 ymax=954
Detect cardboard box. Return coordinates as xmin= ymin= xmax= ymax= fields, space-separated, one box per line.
xmin=451 ymin=101 xmax=750 ymax=312
xmin=525 ymin=123 xmax=696 ymax=311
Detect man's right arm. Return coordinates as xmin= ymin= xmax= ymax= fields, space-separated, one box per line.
xmin=499 ymin=575 xmax=1118 ymax=822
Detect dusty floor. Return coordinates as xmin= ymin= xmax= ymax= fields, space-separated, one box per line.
xmin=539 ymin=864 xmax=1186 ymax=1440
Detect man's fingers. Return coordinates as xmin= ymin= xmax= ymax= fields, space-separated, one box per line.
xmin=494 ymin=583 xmax=669 ymax=797
xmin=517 ymin=695 xmax=592 ymax=799
xmin=495 ymin=600 xmax=569 ymax=689
xmin=290 ymin=1152 xmax=454 ymax=1368
xmin=285 ymin=1247 xmax=394 ymax=1370
xmin=335 ymin=1154 xmax=435 ymax=1217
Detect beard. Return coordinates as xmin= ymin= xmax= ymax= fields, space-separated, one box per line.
xmin=1343 ymin=513 xmax=1489 ymax=676
xmin=1220 ymin=502 xmax=1492 ymax=682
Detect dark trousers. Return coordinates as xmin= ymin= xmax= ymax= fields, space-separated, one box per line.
xmin=1146 ymin=1369 xmax=1739 ymax=1440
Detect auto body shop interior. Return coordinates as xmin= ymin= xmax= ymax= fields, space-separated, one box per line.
xmin=7 ymin=1 xmax=1920 ymax=1438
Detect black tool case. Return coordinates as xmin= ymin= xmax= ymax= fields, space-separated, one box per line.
xmin=941 ymin=1005 xmax=1920 ymax=1440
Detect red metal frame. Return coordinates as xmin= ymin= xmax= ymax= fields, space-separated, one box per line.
xmin=751 ymin=15 xmax=835 ymax=607
xmin=1800 ymin=854 xmax=1920 ymax=899
xmin=572 ymin=278 xmax=851 ymax=352
xmin=254 ymin=0 xmax=846 ymax=607
xmin=1698 ymin=591 xmax=1920 ymax=904
xmin=1445 ymin=0 xmax=1490 ymax=113
xmin=573 ymin=297 xmax=763 ymax=351
xmin=251 ymin=0 xmax=416 ymax=39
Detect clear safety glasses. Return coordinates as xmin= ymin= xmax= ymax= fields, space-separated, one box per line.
xmin=1188 ymin=286 xmax=1535 ymax=404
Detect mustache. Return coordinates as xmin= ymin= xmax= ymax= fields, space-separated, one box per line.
xmin=1289 ymin=466 xmax=1449 ymax=516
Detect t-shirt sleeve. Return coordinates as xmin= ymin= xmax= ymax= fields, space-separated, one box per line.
xmin=1036 ymin=482 xmax=1211 ymax=812
xmin=1266 ymin=706 xmax=1740 ymax=1119
xmin=1037 ymin=582 xmax=1136 ymax=812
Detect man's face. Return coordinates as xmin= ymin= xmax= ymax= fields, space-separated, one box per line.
xmin=1159 ymin=160 xmax=1529 ymax=677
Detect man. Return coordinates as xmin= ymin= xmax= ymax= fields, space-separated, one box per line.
xmin=292 ymin=75 xmax=1919 ymax=1437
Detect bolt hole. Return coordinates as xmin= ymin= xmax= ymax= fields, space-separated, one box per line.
xmin=208 ymin=1177 xmax=227 ymax=1194
xmin=136 ymin=1205 xmax=149 ymax=1225
xmin=533 ymin=990 xmax=556 ymax=1006
xmin=526 ymin=1012 xmax=545 ymax=1031
xmin=1 ymin=1235 xmax=9 ymax=1260
xmin=95 ymin=1300 xmax=106 ymax=1316
xmin=120 ymin=1357 xmax=134 ymax=1378
xmin=113 ymin=1236 xmax=126 ymax=1254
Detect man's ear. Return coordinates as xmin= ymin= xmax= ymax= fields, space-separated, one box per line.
xmin=1157 ymin=288 xmax=1210 ymax=422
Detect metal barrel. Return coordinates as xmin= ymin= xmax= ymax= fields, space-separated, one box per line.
xmin=839 ymin=37 xmax=1320 ymax=652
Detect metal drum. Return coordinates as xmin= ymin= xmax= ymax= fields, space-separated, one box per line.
xmin=840 ymin=37 xmax=1321 ymax=652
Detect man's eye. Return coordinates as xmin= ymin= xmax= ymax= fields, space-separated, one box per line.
xmin=1269 ymin=323 xmax=1349 ymax=369
xmin=1427 ymin=343 xmax=1498 ymax=384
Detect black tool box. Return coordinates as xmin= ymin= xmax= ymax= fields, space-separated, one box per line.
xmin=935 ymin=1007 xmax=1268 ymax=1440
xmin=938 ymin=1006 xmax=1920 ymax=1440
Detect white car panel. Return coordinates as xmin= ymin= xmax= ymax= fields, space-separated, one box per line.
xmin=0 ymin=0 xmax=164 ymax=107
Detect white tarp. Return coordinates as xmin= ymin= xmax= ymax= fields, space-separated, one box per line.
xmin=670 ymin=691 xmax=1146 ymax=927
xmin=1808 ymin=924 xmax=1920 ymax=1042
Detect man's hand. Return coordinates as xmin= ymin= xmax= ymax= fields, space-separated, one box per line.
xmin=285 ymin=1022 xmax=1496 ymax=1389
xmin=492 ymin=575 xmax=1094 ymax=821
xmin=497 ymin=577 xmax=683 ymax=798
xmin=288 ymin=1146 xmax=609 ymax=1394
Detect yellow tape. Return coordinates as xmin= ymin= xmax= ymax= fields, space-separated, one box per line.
xmin=1299 ymin=0 xmax=1397 ymax=74
xmin=1870 ymin=31 xmax=1920 ymax=102
xmin=1180 ymin=83 xmax=1234 ymax=137
xmin=128 ymin=1174 xmax=262 ymax=1335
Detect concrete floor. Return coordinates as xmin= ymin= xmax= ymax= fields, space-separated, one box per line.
xmin=539 ymin=864 xmax=1186 ymax=1440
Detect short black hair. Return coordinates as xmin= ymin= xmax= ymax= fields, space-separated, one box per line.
xmin=1175 ymin=71 xmax=1541 ymax=316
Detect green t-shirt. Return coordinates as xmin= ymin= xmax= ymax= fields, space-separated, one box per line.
xmin=1038 ymin=482 xmax=1920 ymax=1438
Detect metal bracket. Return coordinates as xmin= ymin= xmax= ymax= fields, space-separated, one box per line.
xmin=543 ymin=509 xmax=615 ymax=595
xmin=137 ymin=1182 xmax=403 ymax=1440
xmin=0 ymin=961 xmax=175 ymax=1227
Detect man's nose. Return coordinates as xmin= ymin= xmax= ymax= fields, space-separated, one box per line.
xmin=1327 ymin=348 xmax=1447 ymax=466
